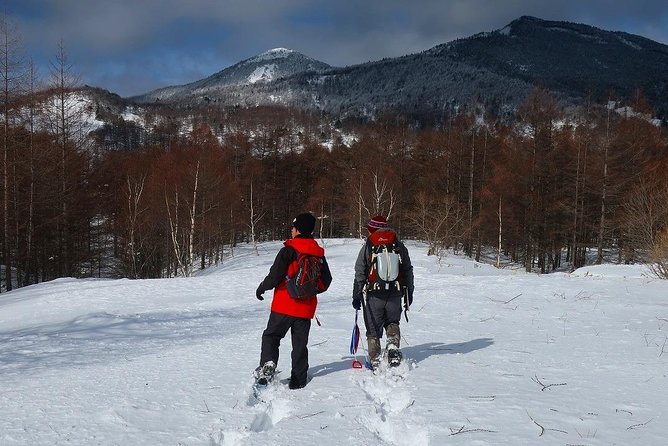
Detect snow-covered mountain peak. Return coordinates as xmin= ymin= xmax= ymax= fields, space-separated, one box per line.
xmin=245 ymin=48 xmax=296 ymax=65
xmin=262 ymin=48 xmax=294 ymax=57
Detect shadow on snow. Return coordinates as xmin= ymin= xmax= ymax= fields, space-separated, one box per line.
xmin=0 ymin=307 xmax=262 ymax=374
xmin=310 ymin=338 xmax=494 ymax=379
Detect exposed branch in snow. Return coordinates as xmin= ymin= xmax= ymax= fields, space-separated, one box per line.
xmin=448 ymin=425 xmax=497 ymax=436
xmin=296 ymin=410 xmax=325 ymax=419
xmin=660 ymin=336 xmax=667 ymax=357
xmin=504 ymin=293 xmax=522 ymax=304
xmin=468 ymin=395 xmax=496 ymax=401
xmin=532 ymin=375 xmax=567 ymax=391
xmin=575 ymin=291 xmax=593 ymax=300
xmin=616 ymin=408 xmax=633 ymax=415
xmin=627 ymin=418 xmax=653 ymax=430
xmin=657 ymin=317 xmax=668 ymax=323
xmin=526 ymin=411 xmax=568 ymax=436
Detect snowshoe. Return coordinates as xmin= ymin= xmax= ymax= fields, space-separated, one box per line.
xmin=387 ymin=348 xmax=403 ymax=367
xmin=254 ymin=361 xmax=276 ymax=387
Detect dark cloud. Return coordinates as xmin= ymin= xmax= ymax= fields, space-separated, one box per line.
xmin=7 ymin=0 xmax=668 ymax=97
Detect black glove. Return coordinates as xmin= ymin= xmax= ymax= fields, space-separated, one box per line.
xmin=256 ymin=286 xmax=265 ymax=301
xmin=352 ymin=298 xmax=361 ymax=310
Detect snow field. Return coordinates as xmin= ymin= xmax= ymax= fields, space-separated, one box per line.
xmin=1 ymin=238 xmax=666 ymax=445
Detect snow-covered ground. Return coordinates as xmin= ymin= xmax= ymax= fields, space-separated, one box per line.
xmin=1 ymin=239 xmax=666 ymax=445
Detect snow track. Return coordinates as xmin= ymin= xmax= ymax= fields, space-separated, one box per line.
xmin=354 ymin=362 xmax=429 ymax=445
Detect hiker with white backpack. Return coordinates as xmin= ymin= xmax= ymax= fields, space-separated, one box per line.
xmin=352 ymin=215 xmax=414 ymax=369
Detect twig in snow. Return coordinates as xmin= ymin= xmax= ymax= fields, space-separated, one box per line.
xmin=657 ymin=317 xmax=668 ymax=323
xmin=526 ymin=411 xmax=568 ymax=436
xmin=643 ymin=331 xmax=654 ymax=347
xmin=312 ymin=339 xmax=329 ymax=347
xmin=297 ymin=410 xmax=325 ymax=419
xmin=448 ymin=425 xmax=497 ymax=436
xmin=203 ymin=399 xmax=210 ymax=413
xmin=504 ymin=293 xmax=522 ymax=304
xmin=616 ymin=408 xmax=633 ymax=415
xmin=627 ymin=418 xmax=653 ymax=430
xmin=532 ymin=374 xmax=567 ymax=391
xmin=468 ymin=395 xmax=496 ymax=401
xmin=660 ymin=336 xmax=667 ymax=357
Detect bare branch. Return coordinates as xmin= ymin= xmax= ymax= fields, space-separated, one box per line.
xmin=296 ymin=411 xmax=325 ymax=419
xmin=526 ymin=411 xmax=568 ymax=436
xmin=532 ymin=374 xmax=567 ymax=391
xmin=448 ymin=425 xmax=497 ymax=436
xmin=627 ymin=418 xmax=653 ymax=430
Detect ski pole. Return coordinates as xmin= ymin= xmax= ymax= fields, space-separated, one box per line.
xmin=403 ymin=287 xmax=409 ymax=322
xmin=350 ymin=310 xmax=363 ymax=368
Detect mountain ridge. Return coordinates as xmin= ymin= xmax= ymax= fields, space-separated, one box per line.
xmin=128 ymin=16 xmax=668 ymax=121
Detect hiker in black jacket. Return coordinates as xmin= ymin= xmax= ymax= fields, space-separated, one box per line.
xmin=255 ymin=212 xmax=332 ymax=389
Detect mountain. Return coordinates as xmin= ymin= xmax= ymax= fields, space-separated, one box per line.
xmin=427 ymin=16 xmax=668 ymax=112
xmin=129 ymin=16 xmax=668 ymax=122
xmin=132 ymin=48 xmax=332 ymax=103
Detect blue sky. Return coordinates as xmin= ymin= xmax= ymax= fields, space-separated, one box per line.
xmin=6 ymin=0 xmax=668 ymax=97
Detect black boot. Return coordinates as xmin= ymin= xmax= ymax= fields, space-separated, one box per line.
xmin=255 ymin=361 xmax=276 ymax=386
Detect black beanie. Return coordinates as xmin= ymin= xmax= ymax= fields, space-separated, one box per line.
xmin=292 ymin=212 xmax=316 ymax=235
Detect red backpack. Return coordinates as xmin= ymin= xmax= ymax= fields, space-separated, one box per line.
xmin=285 ymin=253 xmax=328 ymax=299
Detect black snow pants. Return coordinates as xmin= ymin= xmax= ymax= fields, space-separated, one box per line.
xmin=363 ymin=295 xmax=402 ymax=339
xmin=260 ymin=311 xmax=311 ymax=386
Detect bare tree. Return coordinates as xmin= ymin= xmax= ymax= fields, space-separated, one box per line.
xmin=354 ymin=169 xmax=396 ymax=237
xmin=496 ymin=196 xmax=502 ymax=268
xmin=596 ymin=105 xmax=611 ymax=264
xmin=247 ymin=180 xmax=264 ymax=255
xmin=165 ymin=160 xmax=200 ymax=277
xmin=0 ymin=15 xmax=23 ymax=290
xmin=45 ymin=40 xmax=84 ymax=277
xmin=124 ymin=172 xmax=147 ymax=278
xmin=408 ymin=192 xmax=465 ymax=257
xmin=620 ymin=178 xmax=668 ymax=262
xmin=22 ymin=59 xmax=39 ymax=284
xmin=651 ymin=229 xmax=668 ymax=280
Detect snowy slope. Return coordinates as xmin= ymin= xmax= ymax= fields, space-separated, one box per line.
xmin=1 ymin=239 xmax=667 ymax=445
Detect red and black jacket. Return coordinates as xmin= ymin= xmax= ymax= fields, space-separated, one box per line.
xmin=257 ymin=236 xmax=332 ymax=319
